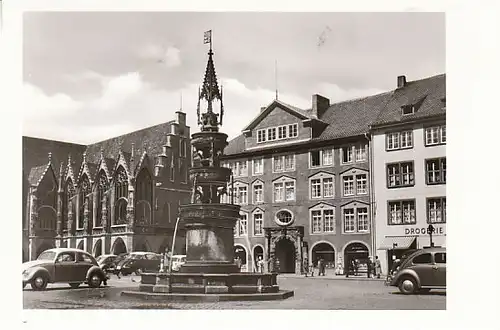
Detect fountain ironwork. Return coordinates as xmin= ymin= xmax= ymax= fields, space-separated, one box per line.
xmin=122 ymin=34 xmax=293 ymax=302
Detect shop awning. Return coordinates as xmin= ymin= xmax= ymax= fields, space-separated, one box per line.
xmin=377 ymin=236 xmax=416 ymax=250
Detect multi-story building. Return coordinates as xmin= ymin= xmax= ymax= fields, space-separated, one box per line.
xmin=221 ymin=92 xmax=391 ymax=274
xmin=371 ymin=74 xmax=446 ymax=275
xmin=22 ymin=112 xmax=191 ymax=261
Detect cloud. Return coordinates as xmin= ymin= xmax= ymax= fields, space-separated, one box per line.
xmin=315 ymin=82 xmax=386 ymax=103
xmin=163 ymin=47 xmax=181 ymax=68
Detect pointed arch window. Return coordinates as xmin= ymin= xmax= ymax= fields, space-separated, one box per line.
xmin=63 ymin=179 xmax=75 ymax=231
xmin=136 ymin=168 xmax=153 ymax=225
xmin=78 ymin=174 xmax=92 ymax=230
xmin=95 ymin=171 xmax=109 ymax=228
xmin=37 ymin=172 xmax=57 ymax=230
xmin=114 ymin=166 xmax=128 ymax=225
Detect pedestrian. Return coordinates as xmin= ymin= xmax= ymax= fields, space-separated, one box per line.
xmin=320 ymin=257 xmax=327 ymax=276
xmin=303 ymin=257 xmax=309 ymax=277
xmin=317 ymin=258 xmax=323 ymax=276
xmin=268 ymin=255 xmax=275 ymax=273
xmin=310 ymin=261 xmax=315 ymax=277
xmin=375 ymin=256 xmax=382 ymax=279
xmin=257 ymin=256 xmax=265 ymax=273
xmin=367 ymin=257 xmax=372 ymax=278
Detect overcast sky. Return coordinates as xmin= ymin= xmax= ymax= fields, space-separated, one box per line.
xmin=22 ymin=12 xmax=445 ymax=144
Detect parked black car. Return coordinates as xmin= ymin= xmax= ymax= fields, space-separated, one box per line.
xmin=115 ymin=252 xmax=162 ymax=276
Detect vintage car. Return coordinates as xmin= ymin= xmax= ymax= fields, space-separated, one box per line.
xmin=115 ymin=252 xmax=162 ymax=276
xmin=22 ymin=248 xmax=108 ymax=290
xmin=386 ymin=247 xmax=446 ymax=294
xmin=96 ymin=254 xmax=118 ymax=272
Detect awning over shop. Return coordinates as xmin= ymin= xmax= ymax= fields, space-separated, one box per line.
xmin=377 ymin=236 xmax=416 ymax=250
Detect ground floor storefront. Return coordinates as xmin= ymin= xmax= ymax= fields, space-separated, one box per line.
xmin=376 ymin=230 xmax=446 ymax=275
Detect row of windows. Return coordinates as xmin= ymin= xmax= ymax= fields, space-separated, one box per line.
xmin=388 ymin=197 xmax=446 ymax=225
xmin=224 ymin=144 xmax=368 ymax=178
xmin=234 ymin=206 xmax=370 ymax=237
xmin=224 ymin=173 xmax=368 ymax=205
xmin=387 ymin=158 xmax=446 ymax=188
xmin=257 ymin=124 xmax=299 ymax=143
xmin=386 ymin=125 xmax=446 ymax=151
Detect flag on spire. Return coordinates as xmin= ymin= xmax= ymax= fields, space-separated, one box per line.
xmin=204 ymin=30 xmax=212 ymax=44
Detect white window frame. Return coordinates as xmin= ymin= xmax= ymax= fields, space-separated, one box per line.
xmin=427 ymin=197 xmax=446 ymax=224
xmin=309 ymin=148 xmax=335 ymax=168
xmin=233 ymin=182 xmax=249 ymax=205
xmin=278 ymin=125 xmax=287 ymax=139
xmin=238 ymin=212 xmax=248 ymax=236
xmin=356 ymin=207 xmax=369 ymax=232
xmin=341 ymin=146 xmax=354 ymax=164
xmin=425 ymin=125 xmax=446 ymax=146
xmin=252 ymin=158 xmax=264 ymax=176
xmin=386 ymin=130 xmax=413 ymax=150
xmin=257 ymin=129 xmax=267 ymax=143
xmin=232 ymin=160 xmax=249 ymax=178
xmin=309 ymin=204 xmax=336 ymax=235
xmin=267 ymin=127 xmax=277 ymax=141
xmin=343 ymin=208 xmax=356 ymax=233
xmin=343 ymin=175 xmax=354 ymax=196
xmin=309 ymin=173 xmax=335 ymax=199
xmin=355 ymin=144 xmax=367 ymax=162
xmin=252 ymin=181 xmax=264 ymax=204
xmin=288 ymin=123 xmax=298 ymax=138
xmin=356 ymin=174 xmax=368 ymax=195
xmin=388 ymin=200 xmax=416 ymax=225
xmin=272 ymin=154 xmax=295 ymax=173
xmin=252 ymin=210 xmax=264 ymax=236
xmin=273 ymin=177 xmax=296 ymax=202
xmin=341 ymin=203 xmax=370 ymax=234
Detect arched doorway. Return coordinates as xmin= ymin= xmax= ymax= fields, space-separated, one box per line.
xmin=253 ymin=245 xmax=264 ymax=271
xmin=344 ymin=242 xmax=369 ymax=275
xmin=134 ymin=240 xmax=150 ymax=252
xmin=112 ymin=237 xmax=127 ymax=255
xmin=93 ymin=239 xmax=103 ymax=257
xmin=234 ymin=245 xmax=247 ymax=271
xmin=275 ymin=238 xmax=296 ymax=273
xmin=312 ymin=242 xmax=335 ymax=269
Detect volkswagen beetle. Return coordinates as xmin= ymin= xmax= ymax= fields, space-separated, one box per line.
xmin=22 ymin=248 xmax=108 ymax=290
xmin=386 ymin=247 xmax=446 ymax=294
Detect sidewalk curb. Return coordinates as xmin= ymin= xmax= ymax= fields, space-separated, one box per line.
xmin=277 ymin=275 xmax=386 ymax=281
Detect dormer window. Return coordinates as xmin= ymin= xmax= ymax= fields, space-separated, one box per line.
xmin=401 ymin=105 xmax=414 ymax=115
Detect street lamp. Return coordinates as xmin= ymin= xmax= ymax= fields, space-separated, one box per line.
xmin=427 ymin=224 xmax=435 ymax=247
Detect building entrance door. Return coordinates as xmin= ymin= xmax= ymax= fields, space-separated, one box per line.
xmin=275 ymin=238 xmax=295 ymax=273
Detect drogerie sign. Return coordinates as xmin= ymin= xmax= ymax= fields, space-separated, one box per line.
xmin=404 ymin=226 xmax=445 ymax=236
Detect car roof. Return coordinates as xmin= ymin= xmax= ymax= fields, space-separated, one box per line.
xmin=130 ymin=251 xmax=159 ymax=255
xmin=172 ymin=255 xmax=186 ymax=258
xmin=43 ymin=248 xmax=91 ymax=254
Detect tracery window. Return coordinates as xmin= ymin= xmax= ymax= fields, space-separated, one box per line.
xmin=114 ymin=167 xmax=128 ymax=225
xmin=136 ymin=169 xmax=153 ymax=225
xmin=78 ymin=175 xmax=91 ymax=230
xmin=95 ymin=171 xmax=109 ymax=228
xmin=63 ymin=179 xmax=75 ymax=231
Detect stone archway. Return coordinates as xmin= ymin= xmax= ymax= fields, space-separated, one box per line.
xmin=234 ymin=245 xmax=247 ymax=271
xmin=93 ymin=239 xmax=103 ymax=257
xmin=311 ymin=242 xmax=336 ymax=269
xmin=274 ymin=237 xmax=296 ymax=274
xmin=112 ymin=237 xmax=127 ymax=255
xmin=36 ymin=241 xmax=54 ymax=258
xmin=77 ymin=240 xmax=84 ymax=251
xmin=253 ymin=245 xmax=264 ymax=270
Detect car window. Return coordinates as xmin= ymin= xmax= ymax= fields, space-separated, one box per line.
xmin=77 ymin=253 xmax=94 ymax=263
xmin=412 ymin=253 xmax=432 ymax=264
xmin=435 ymin=252 xmax=446 ymax=264
xmin=57 ymin=252 xmax=76 ymax=262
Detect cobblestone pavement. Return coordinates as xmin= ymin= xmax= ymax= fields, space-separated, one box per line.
xmin=23 ymin=275 xmax=445 ymax=310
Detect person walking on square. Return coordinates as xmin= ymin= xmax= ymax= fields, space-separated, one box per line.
xmin=303 ymin=257 xmax=309 ymax=277
xmin=375 ymin=256 xmax=382 ymax=279
xmin=257 ymin=256 xmax=265 ymax=273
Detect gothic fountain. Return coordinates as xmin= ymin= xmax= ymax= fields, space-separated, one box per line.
xmin=121 ymin=40 xmax=293 ymax=303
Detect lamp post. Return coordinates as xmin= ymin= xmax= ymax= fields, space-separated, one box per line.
xmin=427 ymin=224 xmax=435 ymax=247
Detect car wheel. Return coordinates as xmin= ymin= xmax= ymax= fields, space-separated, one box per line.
xmin=398 ymin=277 xmax=417 ymax=295
xmin=69 ymin=283 xmax=81 ymax=289
xmin=88 ymin=273 xmax=102 ymax=288
xmin=30 ymin=274 xmax=48 ymax=291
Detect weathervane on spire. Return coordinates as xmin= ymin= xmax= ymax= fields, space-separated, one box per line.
xmin=197 ymin=30 xmax=224 ymax=132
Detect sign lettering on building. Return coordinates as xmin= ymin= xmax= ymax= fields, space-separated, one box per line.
xmin=404 ymin=225 xmax=445 ymax=236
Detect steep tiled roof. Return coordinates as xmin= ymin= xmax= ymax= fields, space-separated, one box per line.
xmin=224 ymin=73 xmax=445 ymax=156
xmin=372 ymin=74 xmax=445 ymax=127
xmin=84 ymin=121 xmax=175 ymax=164
xmin=316 ymin=91 xmax=393 ymax=140
xmin=224 ymin=134 xmax=246 ymax=156
xmin=22 ymin=136 xmax=86 ymax=179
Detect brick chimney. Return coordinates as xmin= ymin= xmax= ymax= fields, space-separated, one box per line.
xmin=397 ymin=75 xmax=407 ymax=88
xmin=312 ymin=94 xmax=330 ymax=119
